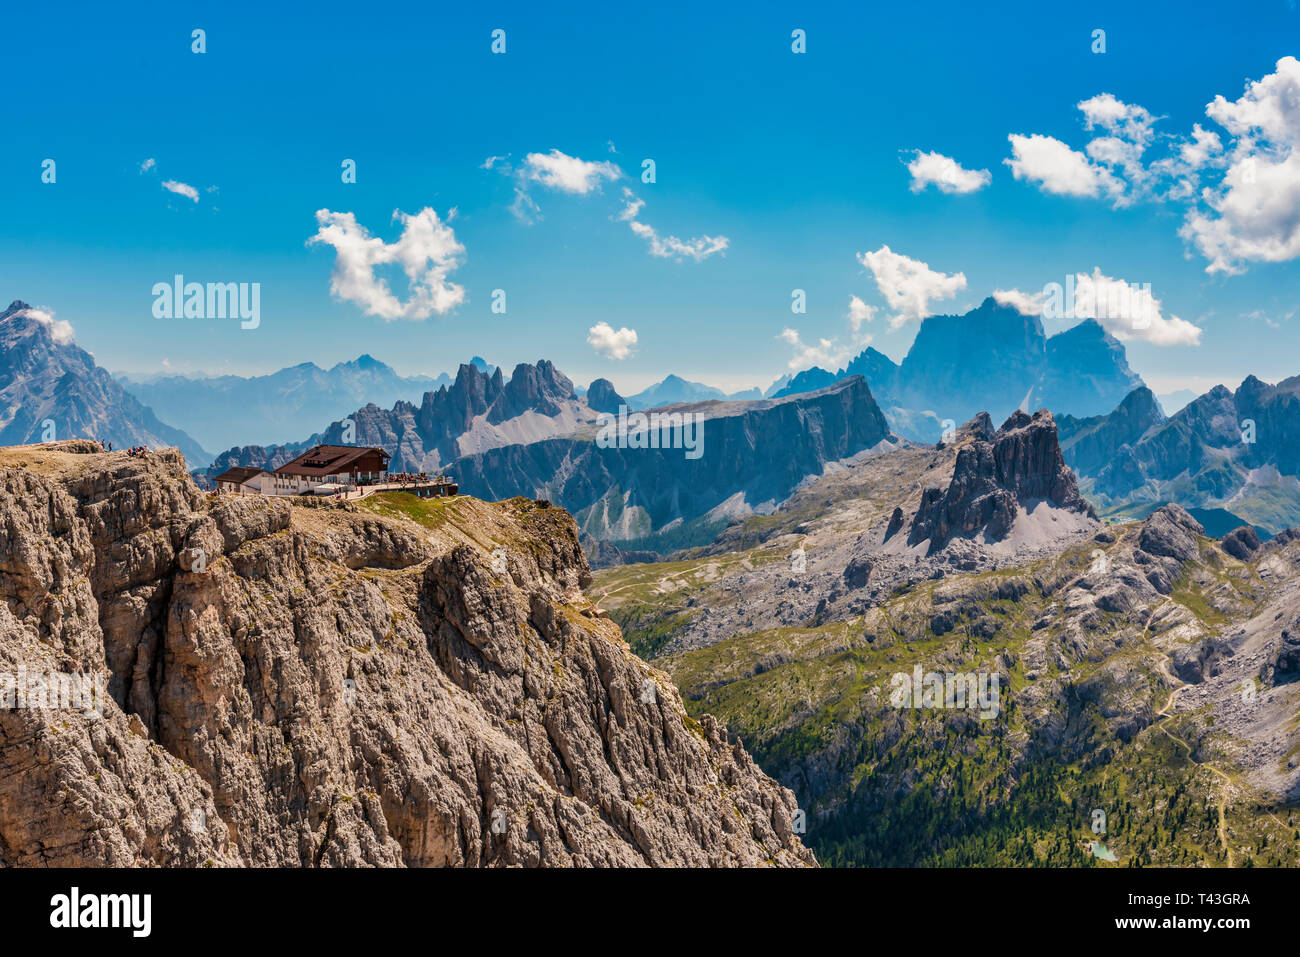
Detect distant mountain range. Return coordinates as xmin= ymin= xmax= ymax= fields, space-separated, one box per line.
xmin=0 ymin=300 xmax=212 ymax=465
xmin=205 ymin=359 xmax=596 ymax=477
xmin=118 ymin=355 xmax=460 ymax=452
xmin=624 ymin=374 xmax=767 ymax=409
xmin=773 ymin=297 xmax=1146 ymax=439
xmin=208 ymin=359 xmax=897 ymax=556
xmin=10 ymin=294 xmax=1298 ymax=547
xmin=455 ymin=376 xmax=894 ymax=551
xmin=1059 ymin=378 xmax=1300 ymax=532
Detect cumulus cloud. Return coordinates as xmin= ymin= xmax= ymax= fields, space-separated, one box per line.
xmin=1180 ymin=56 xmax=1300 ymax=274
xmin=1180 ymin=124 xmax=1225 ymax=169
xmin=139 ymin=158 xmax=156 ymax=173
xmin=993 ymin=288 xmax=1048 ymax=316
xmin=906 ymin=150 xmax=991 ymax=194
xmin=524 ymin=149 xmax=621 ymax=194
xmin=778 ymin=328 xmax=854 ymax=372
xmin=1047 ymin=268 xmax=1202 ymax=345
xmin=999 ymin=59 xmax=1300 ymax=274
xmin=14 ymin=306 xmax=75 ymax=345
xmin=846 ymin=295 xmax=876 ymax=337
xmin=618 ymin=188 xmax=729 ymax=261
xmin=162 ymin=180 xmax=200 ymax=202
xmin=1005 ymin=133 xmax=1124 ymax=201
xmin=780 ymin=297 xmax=876 ymax=372
xmin=307 ymin=207 xmax=466 ymax=320
xmin=587 ymin=321 xmax=638 ymax=359
xmin=858 ymin=245 xmax=967 ymax=327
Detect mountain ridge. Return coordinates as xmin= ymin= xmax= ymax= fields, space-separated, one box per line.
xmin=0 ymin=300 xmax=211 ymax=467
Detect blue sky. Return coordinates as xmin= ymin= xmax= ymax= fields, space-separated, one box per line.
xmin=2 ymin=0 xmax=1298 ymax=396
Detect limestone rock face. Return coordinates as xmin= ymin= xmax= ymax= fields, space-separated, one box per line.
xmin=908 ymin=409 xmax=1095 ymax=553
xmin=585 ymin=378 xmax=626 ymax=415
xmin=0 ymin=442 xmax=814 ymax=867
xmin=1138 ymin=505 xmax=1204 ymax=562
xmin=1273 ymin=619 xmax=1300 ymax=680
xmin=1135 ymin=504 xmax=1205 ymax=594
xmin=1221 ymin=525 xmax=1262 ymax=561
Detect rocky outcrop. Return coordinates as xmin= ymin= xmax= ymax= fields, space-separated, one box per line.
xmin=486 ymin=360 xmax=574 ymax=423
xmin=0 ymin=442 xmax=814 ymax=867
xmin=1222 ymin=525 xmax=1262 ymax=561
xmin=908 ymin=409 xmax=1095 ymax=553
xmin=586 ymin=378 xmax=626 ymax=415
xmin=883 ymin=506 xmax=905 ymax=541
xmin=842 ymin=556 xmax=872 ymax=589
xmin=1134 ymin=504 xmax=1205 ymax=594
xmin=1273 ymin=620 xmax=1300 ymax=681
xmin=1137 ymin=504 xmax=1204 ymax=562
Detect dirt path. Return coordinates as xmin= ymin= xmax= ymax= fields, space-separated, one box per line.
xmin=1154 ymin=651 xmax=1235 ymax=867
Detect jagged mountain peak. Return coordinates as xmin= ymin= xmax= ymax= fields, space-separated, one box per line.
xmin=586 ymin=378 xmax=626 ymax=414
xmin=909 ymin=407 xmax=1095 ymax=554
xmin=0 ymin=298 xmax=210 ymax=465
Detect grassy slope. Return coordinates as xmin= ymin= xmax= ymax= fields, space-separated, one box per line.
xmin=603 ymin=536 xmax=1300 ymax=867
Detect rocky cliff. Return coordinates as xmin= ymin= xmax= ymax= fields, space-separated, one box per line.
xmin=909 ymin=409 xmax=1095 ymax=553
xmin=453 ymin=376 xmax=894 ymax=549
xmin=0 ymin=441 xmax=813 ymax=867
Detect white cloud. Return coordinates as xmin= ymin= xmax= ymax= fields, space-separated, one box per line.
xmin=1054 ymin=268 xmax=1202 ymax=345
xmin=997 ymin=60 xmax=1300 ymax=274
xmin=1079 ymin=94 xmax=1158 ymax=145
xmin=993 ymin=288 xmax=1047 ymax=316
xmin=618 ymin=188 xmax=729 ymax=261
xmin=616 ymin=191 xmax=645 ymax=223
xmin=1181 ymin=56 xmax=1300 ymax=274
xmin=307 ymin=207 xmax=466 ymax=320
xmin=846 ymin=295 xmax=876 ymax=337
xmin=780 ymin=297 xmax=875 ymax=372
xmin=857 ymin=245 xmax=967 ymax=327
xmin=778 ymin=328 xmax=854 ymax=372
xmin=524 ymin=149 xmax=621 ymax=194
xmin=480 ymin=155 xmax=508 ymax=170
xmin=162 ymin=180 xmax=200 ymax=202
xmin=509 ymin=188 xmax=541 ymax=225
xmin=1078 ymin=94 xmax=1160 ymax=194
xmin=139 ymin=158 xmax=156 ymax=173
xmin=1179 ymin=124 xmax=1224 ymax=169
xmin=587 ymin=321 xmax=638 ymax=359
xmin=906 ymin=150 xmax=991 ymax=194
xmin=15 ymin=306 xmax=75 ymax=345
xmin=1005 ymin=133 xmax=1124 ymax=201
